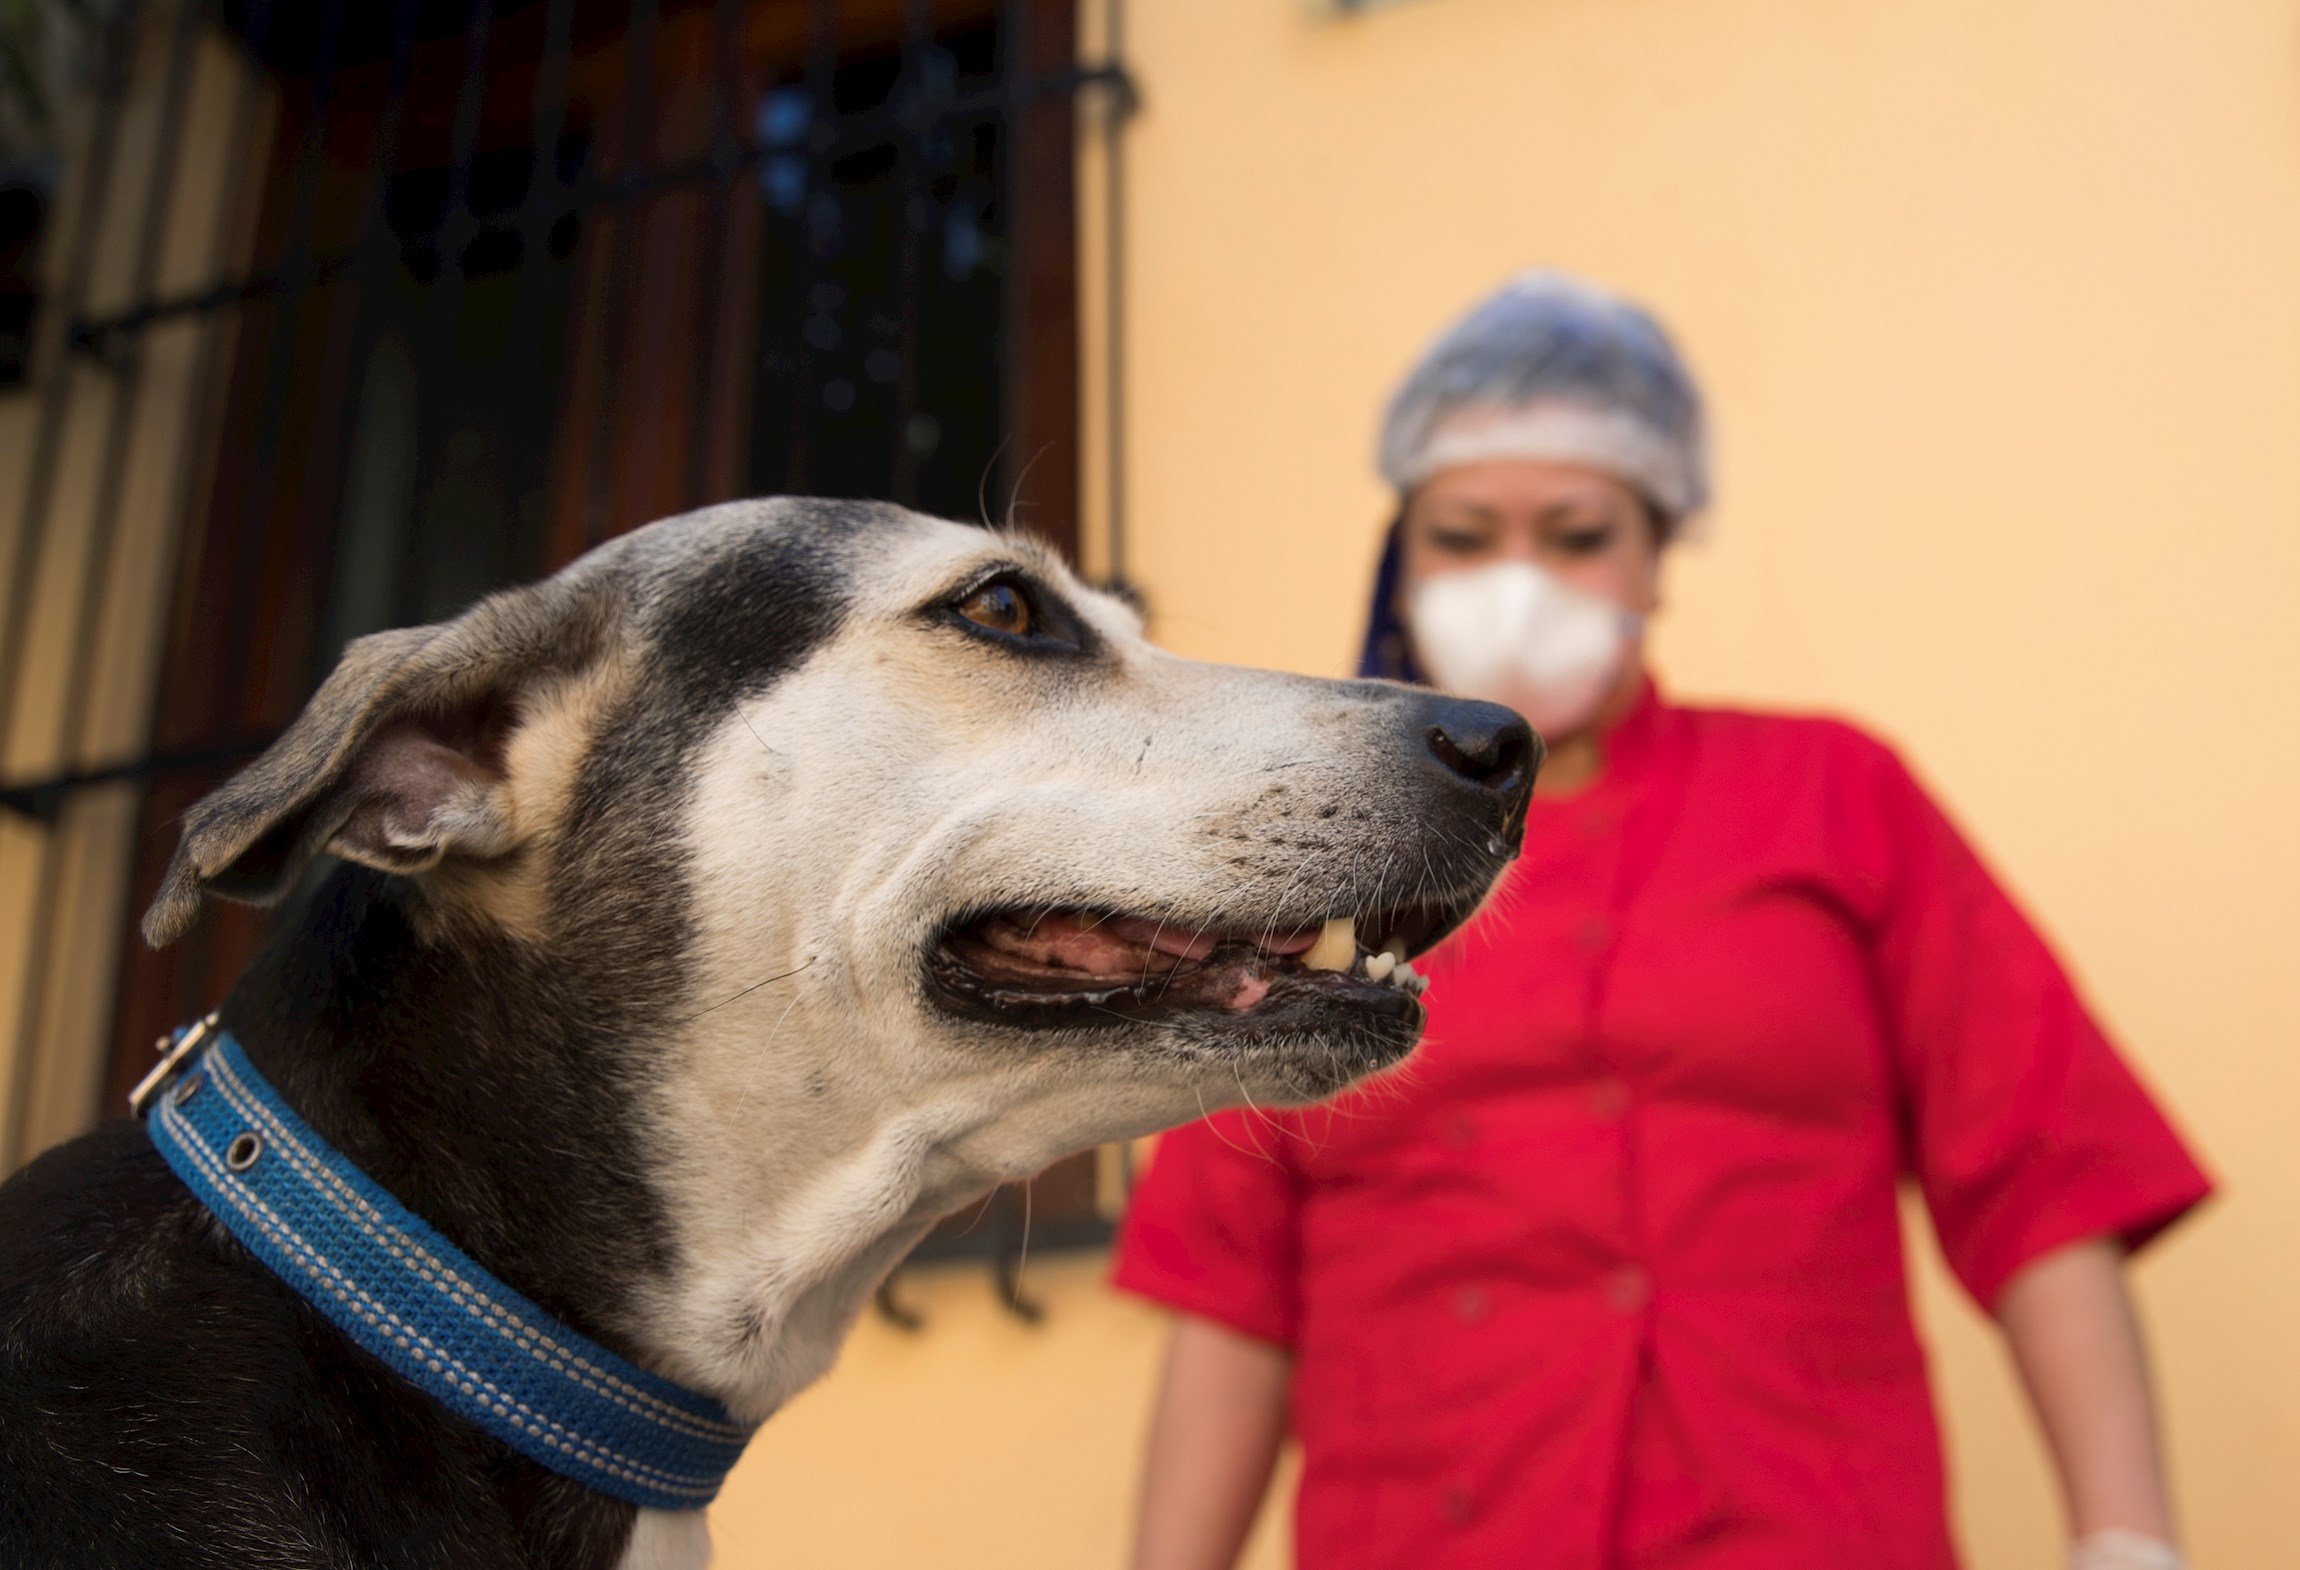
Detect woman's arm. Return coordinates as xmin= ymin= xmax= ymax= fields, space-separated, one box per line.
xmin=1131 ymin=1313 xmax=1293 ymax=1570
xmin=1995 ymin=1237 xmax=2182 ymax=1560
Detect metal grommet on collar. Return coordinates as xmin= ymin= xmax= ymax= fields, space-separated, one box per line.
xmin=127 ymin=1010 xmax=222 ymax=1119
xmin=170 ymin=1073 xmax=201 ymax=1108
xmin=140 ymin=1029 xmax=760 ymax=1510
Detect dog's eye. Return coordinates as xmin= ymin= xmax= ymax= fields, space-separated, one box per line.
xmin=957 ymin=578 xmax=1033 ymax=639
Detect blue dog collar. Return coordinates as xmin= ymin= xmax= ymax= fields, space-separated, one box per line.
xmin=141 ymin=1023 xmax=755 ymax=1510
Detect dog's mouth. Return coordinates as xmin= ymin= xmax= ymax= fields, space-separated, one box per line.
xmin=926 ymin=891 xmax=1481 ymax=1024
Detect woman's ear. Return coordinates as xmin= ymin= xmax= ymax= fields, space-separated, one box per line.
xmin=1636 ymin=555 xmax=1666 ymax=620
xmin=141 ymin=573 xmax=622 ymax=947
xmin=1634 ymin=500 xmax=1671 ymax=618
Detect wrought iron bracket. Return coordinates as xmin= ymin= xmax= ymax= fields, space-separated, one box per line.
xmin=0 ymin=738 xmax=276 ymax=824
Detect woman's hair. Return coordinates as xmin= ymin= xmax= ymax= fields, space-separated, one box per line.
xmin=1356 ymin=512 xmax=1421 ymax=683
xmin=1378 ymin=271 xmax=1711 ymax=537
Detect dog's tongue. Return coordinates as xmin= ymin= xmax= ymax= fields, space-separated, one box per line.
xmin=1076 ymin=914 xmax=1321 ymax=964
xmin=979 ymin=912 xmax=1321 ymax=994
xmin=985 ymin=912 xmax=1171 ymax=974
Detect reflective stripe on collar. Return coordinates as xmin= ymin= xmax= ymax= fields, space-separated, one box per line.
xmin=144 ymin=1030 xmax=754 ymax=1510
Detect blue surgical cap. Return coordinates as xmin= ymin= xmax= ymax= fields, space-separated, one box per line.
xmin=1376 ymin=270 xmax=1710 ymax=528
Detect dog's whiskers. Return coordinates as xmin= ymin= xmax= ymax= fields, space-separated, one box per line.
xmin=1193 ymin=1081 xmax=1280 ymax=1164
xmin=678 ymin=960 xmax=816 ymax=1027
xmin=738 ymin=710 xmax=784 ymax=759
xmin=1010 ymin=1180 xmax=1035 ymax=1307
xmin=733 ymin=982 xmax=815 ymax=1120
xmin=975 ymin=431 xmax=1016 ymax=533
xmin=1000 ymin=442 xmax=1057 ymax=536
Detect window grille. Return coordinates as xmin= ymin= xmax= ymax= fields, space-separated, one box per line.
xmin=0 ymin=0 xmax=1135 ymax=1318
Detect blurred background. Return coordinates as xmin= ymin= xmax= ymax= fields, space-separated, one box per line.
xmin=0 ymin=1 xmax=2293 ymax=1566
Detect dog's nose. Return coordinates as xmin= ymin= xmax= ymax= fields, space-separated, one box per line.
xmin=1421 ymin=697 xmax=1540 ymax=815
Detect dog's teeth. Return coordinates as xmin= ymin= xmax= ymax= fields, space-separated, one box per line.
xmin=1302 ymin=917 xmax=1357 ymax=973
xmin=1394 ymin=960 xmax=1427 ymax=995
xmin=1364 ymin=951 xmax=1396 ymax=982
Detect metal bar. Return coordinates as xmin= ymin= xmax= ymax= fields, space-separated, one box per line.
xmin=582 ymin=0 xmax=661 ymax=548
xmin=785 ymin=0 xmax=842 ymax=495
xmin=0 ymin=740 xmax=279 ymax=823
xmin=489 ymin=0 xmax=577 ymax=575
xmin=385 ymin=0 xmax=496 ymax=628
xmin=3 ymin=0 xmax=202 ymax=1173
xmin=141 ymin=0 xmax=285 ymax=1048
xmin=433 ymin=0 xmax=500 ymax=270
xmin=997 ymin=0 xmax=1028 ymax=526
xmin=352 ymin=0 xmax=423 ymax=258
xmin=68 ymin=63 xmax=1141 ymax=353
xmin=872 ymin=1274 xmax=927 ymax=1331
xmin=890 ymin=0 xmax=933 ymax=507
xmin=1101 ymin=0 xmax=1129 ymax=590
xmin=681 ymin=0 xmax=747 ymax=510
xmin=521 ymin=0 xmax=581 ymax=255
xmin=302 ymin=0 xmax=419 ymax=649
xmin=908 ymin=1213 xmax=1114 ymax=1263
xmin=212 ymin=0 xmax=337 ymax=712
xmin=0 ymin=0 xmax=145 ymax=817
xmin=73 ymin=250 xmax=363 ymax=351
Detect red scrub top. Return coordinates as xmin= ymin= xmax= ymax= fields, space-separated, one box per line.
xmin=1113 ymin=679 xmax=2210 ymax=1570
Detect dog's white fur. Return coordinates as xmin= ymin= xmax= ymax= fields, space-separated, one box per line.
xmin=622 ymin=1507 xmax=712 ymax=1570
xmin=633 ymin=525 xmax=1396 ymax=1395
xmin=591 ymin=521 xmax=1474 ymax=1564
xmin=127 ymin=503 xmax=1509 ymax=1568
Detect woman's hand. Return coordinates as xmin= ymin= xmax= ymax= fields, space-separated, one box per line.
xmin=1131 ymin=1314 xmax=1293 ymax=1570
xmin=1995 ymin=1238 xmax=2183 ymax=1563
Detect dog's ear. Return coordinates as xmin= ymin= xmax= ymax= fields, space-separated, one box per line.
xmin=141 ymin=573 xmax=622 ymax=947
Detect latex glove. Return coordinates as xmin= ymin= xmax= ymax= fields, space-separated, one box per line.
xmin=2069 ymin=1530 xmax=2186 ymax=1570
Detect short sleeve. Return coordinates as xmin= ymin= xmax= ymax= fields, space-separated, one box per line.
xmin=1856 ymin=736 xmax=2214 ymax=1310
xmin=1110 ymin=1111 xmax=1305 ymax=1347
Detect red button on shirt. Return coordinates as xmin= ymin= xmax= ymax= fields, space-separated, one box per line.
xmin=1114 ymin=680 xmax=2211 ymax=1570
xmin=1606 ymin=1265 xmax=1651 ymax=1314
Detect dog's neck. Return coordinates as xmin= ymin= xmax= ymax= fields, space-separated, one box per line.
xmin=221 ymin=865 xmax=677 ymax=1368
xmin=214 ymin=864 xmax=1016 ymax=1429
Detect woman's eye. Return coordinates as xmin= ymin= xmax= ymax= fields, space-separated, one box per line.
xmin=1429 ymin=529 xmax=1491 ymax=554
xmin=957 ymin=579 xmax=1034 ymax=638
xmin=1556 ymin=525 xmax=1615 ymax=555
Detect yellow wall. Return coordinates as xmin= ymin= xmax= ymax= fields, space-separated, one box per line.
xmin=721 ymin=1 xmax=2300 ymax=1567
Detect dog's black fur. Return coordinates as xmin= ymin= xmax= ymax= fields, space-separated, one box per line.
xmin=0 ymin=877 xmax=640 ymax=1569
xmin=0 ymin=508 xmax=877 ymax=1569
xmin=0 ymin=497 xmax=1532 ymax=1569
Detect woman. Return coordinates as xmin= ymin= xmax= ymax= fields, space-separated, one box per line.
xmin=1113 ymin=273 xmax=2209 ymax=1570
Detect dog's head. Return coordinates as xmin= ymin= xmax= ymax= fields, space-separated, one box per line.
xmin=148 ymin=500 xmax=1532 ymax=1379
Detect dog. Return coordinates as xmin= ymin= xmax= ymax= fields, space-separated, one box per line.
xmin=0 ymin=498 xmax=1534 ymax=1569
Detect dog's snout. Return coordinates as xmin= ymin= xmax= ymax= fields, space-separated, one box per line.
xmin=1421 ymin=697 xmax=1540 ymax=816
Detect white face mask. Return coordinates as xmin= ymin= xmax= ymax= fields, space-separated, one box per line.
xmin=1406 ymin=561 xmax=1642 ymax=739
